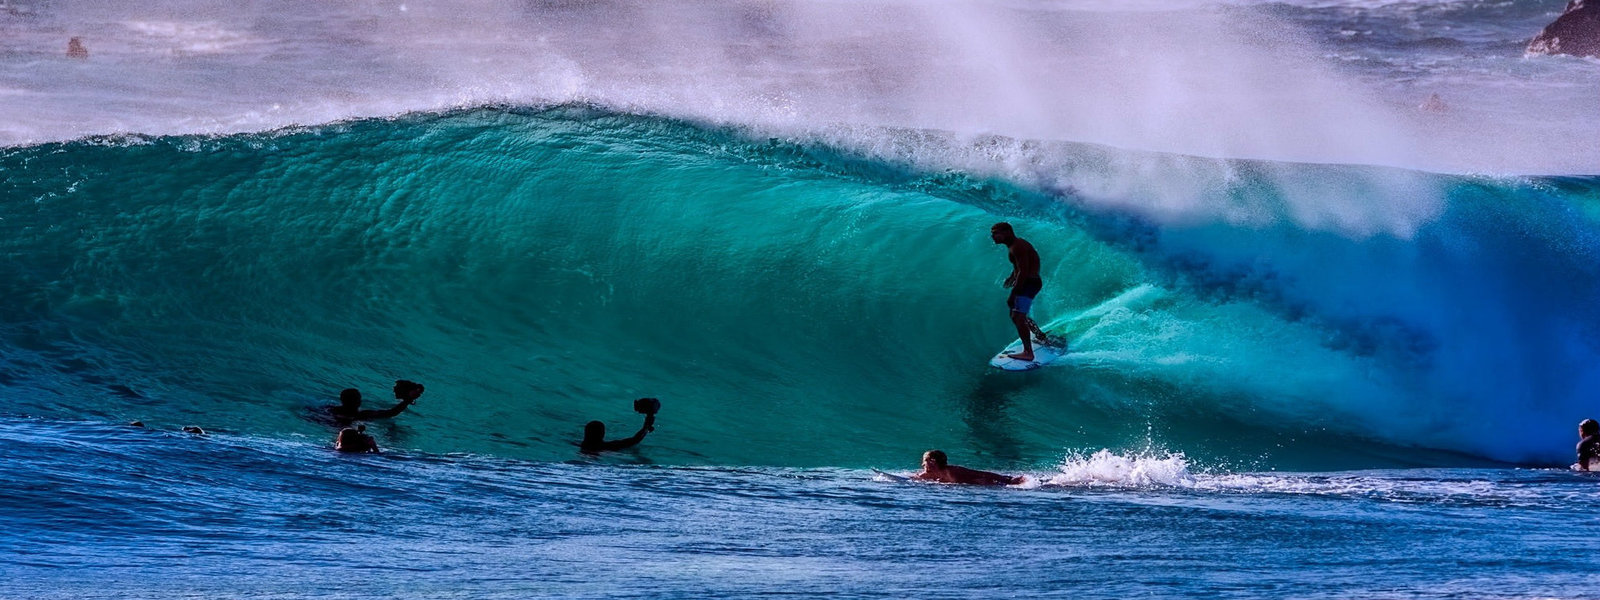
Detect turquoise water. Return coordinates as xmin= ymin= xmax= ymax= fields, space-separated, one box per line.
xmin=3 ymin=107 xmax=1598 ymax=470
xmin=8 ymin=0 xmax=1600 ymax=596
xmin=4 ymin=45 xmax=1600 ymax=600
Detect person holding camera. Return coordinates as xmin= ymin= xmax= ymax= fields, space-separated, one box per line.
xmin=579 ymin=398 xmax=660 ymax=454
xmin=323 ymin=379 xmax=425 ymax=426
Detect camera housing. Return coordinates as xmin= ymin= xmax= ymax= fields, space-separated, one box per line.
xmin=633 ymin=397 xmax=661 ymax=415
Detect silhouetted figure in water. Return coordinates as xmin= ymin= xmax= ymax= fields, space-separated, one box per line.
xmin=323 ymin=380 xmax=424 ymax=425
xmin=67 ymin=37 xmax=88 ymax=59
xmin=1577 ymin=419 xmax=1599 ymax=471
xmin=580 ymin=398 xmax=659 ymax=454
xmin=913 ymin=450 xmax=1023 ymax=485
xmin=336 ymin=424 xmax=380 ymax=454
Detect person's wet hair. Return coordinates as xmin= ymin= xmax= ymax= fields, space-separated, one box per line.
xmin=924 ymin=449 xmax=948 ymax=467
xmin=1582 ymin=419 xmax=1599 ymax=436
xmin=340 ymin=388 xmax=362 ymax=407
xmin=991 ymin=222 xmax=1013 ymax=234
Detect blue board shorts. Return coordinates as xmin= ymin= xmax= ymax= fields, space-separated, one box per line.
xmin=1008 ymin=278 xmax=1043 ymax=315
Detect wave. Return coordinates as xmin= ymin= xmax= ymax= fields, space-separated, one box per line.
xmin=1 ymin=106 xmax=1597 ymax=469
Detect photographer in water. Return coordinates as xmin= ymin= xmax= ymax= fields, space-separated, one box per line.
xmin=323 ymin=379 xmax=425 ymax=426
xmin=579 ymin=398 xmax=660 ymax=454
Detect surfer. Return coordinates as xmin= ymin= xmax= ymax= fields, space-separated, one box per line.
xmin=990 ymin=222 xmax=1053 ymax=361
xmin=335 ymin=424 xmax=380 ymax=454
xmin=1577 ymin=419 xmax=1599 ymax=471
xmin=913 ymin=450 xmax=1024 ymax=485
xmin=579 ymin=397 xmax=660 ymax=454
xmin=323 ymin=380 xmax=425 ymax=425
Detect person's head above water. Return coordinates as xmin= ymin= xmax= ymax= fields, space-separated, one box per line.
xmin=339 ymin=388 xmax=362 ymax=409
xmin=583 ymin=420 xmax=606 ymax=443
xmin=336 ymin=424 xmax=377 ymax=453
xmin=990 ymin=222 xmax=1016 ymax=245
xmin=1581 ymin=419 xmax=1598 ymax=437
xmin=922 ymin=449 xmax=949 ymax=470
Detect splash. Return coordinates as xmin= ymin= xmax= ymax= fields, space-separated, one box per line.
xmin=1044 ymin=450 xmax=1197 ymax=487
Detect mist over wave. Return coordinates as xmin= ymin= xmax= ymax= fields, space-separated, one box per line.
xmin=1 ymin=0 xmax=1596 ymax=175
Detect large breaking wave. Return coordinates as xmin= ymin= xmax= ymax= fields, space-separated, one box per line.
xmin=2 ymin=106 xmax=1597 ymax=468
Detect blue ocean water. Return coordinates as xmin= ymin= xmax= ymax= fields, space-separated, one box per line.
xmin=4 ymin=0 xmax=1600 ymax=598
xmin=5 ymin=418 xmax=1600 ymax=599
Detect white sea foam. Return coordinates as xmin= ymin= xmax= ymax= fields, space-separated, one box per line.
xmin=1044 ymin=450 xmax=1198 ymax=487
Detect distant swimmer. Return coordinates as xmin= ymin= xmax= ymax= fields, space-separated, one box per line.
xmin=336 ymin=424 xmax=380 ymax=454
xmin=323 ymin=380 xmax=425 ymax=425
xmin=67 ymin=37 xmax=88 ymax=59
xmin=1577 ymin=419 xmax=1599 ymax=471
xmin=914 ymin=450 xmax=1023 ymax=485
xmin=990 ymin=222 xmax=1056 ymax=361
xmin=579 ymin=397 xmax=659 ymax=454
xmin=1419 ymin=93 xmax=1448 ymax=113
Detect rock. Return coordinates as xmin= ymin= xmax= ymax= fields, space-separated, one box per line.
xmin=1528 ymin=0 xmax=1600 ymax=58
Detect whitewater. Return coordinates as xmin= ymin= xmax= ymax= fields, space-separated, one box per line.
xmin=4 ymin=0 xmax=1600 ymax=598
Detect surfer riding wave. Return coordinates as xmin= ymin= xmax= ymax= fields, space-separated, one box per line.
xmin=991 ymin=222 xmax=1058 ymax=362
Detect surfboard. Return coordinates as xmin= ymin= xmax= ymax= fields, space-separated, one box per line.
xmin=872 ymin=468 xmax=912 ymax=482
xmin=989 ymin=337 xmax=1065 ymax=371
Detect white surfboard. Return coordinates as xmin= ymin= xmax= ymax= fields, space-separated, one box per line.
xmin=872 ymin=468 xmax=912 ymax=482
xmin=988 ymin=338 xmax=1066 ymax=371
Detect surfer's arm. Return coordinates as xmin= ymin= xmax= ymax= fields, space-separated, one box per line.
xmin=357 ymin=399 xmax=415 ymax=420
xmin=599 ymin=414 xmax=655 ymax=451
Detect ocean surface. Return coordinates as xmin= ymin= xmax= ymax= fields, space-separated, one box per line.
xmin=3 ymin=1 xmax=1600 ymax=598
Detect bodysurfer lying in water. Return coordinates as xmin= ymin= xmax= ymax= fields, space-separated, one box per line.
xmin=914 ymin=450 xmax=1024 ymax=485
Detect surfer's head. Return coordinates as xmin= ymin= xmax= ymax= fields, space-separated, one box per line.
xmin=922 ymin=450 xmax=948 ymax=470
xmin=990 ymin=222 xmax=1015 ymax=245
xmin=1581 ymin=419 xmax=1598 ymax=437
xmin=584 ymin=420 xmax=606 ymax=443
xmin=339 ymin=388 xmax=362 ymax=409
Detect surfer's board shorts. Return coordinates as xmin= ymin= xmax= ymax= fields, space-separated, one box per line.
xmin=1008 ymin=278 xmax=1043 ymax=315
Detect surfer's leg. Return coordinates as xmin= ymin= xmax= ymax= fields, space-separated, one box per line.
xmin=1027 ymin=318 xmax=1059 ymax=347
xmin=1005 ymin=297 xmax=1035 ymax=360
